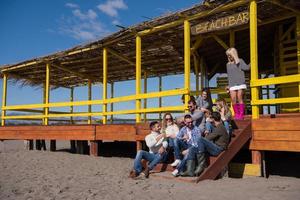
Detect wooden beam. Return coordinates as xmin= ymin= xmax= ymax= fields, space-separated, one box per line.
xmin=267 ymin=0 xmax=300 ymax=15
xmin=107 ymin=48 xmax=135 ymax=66
xmin=51 ymin=63 xmax=98 ymax=82
xmin=212 ymin=35 xmax=229 ymax=50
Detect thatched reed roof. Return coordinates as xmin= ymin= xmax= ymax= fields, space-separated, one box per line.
xmin=1 ymin=0 xmax=299 ymax=88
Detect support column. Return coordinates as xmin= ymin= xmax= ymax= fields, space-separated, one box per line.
xmin=250 ymin=0 xmax=262 ymax=176
xmin=103 ymin=48 xmax=108 ymax=124
xmin=88 ymin=80 xmax=92 ymax=124
xmin=193 ymin=55 xmax=200 ymax=95
xmin=184 ymin=20 xmax=191 ymax=112
xmin=136 ymin=35 xmax=142 ymax=122
xmin=110 ymin=82 xmax=114 ymax=123
xmin=1 ymin=73 xmax=7 ymax=126
xmin=143 ymin=70 xmax=147 ymax=122
xmin=297 ymin=15 xmax=300 ymax=109
xmin=45 ymin=63 xmax=54 ymax=151
xmin=250 ymin=0 xmax=259 ymax=119
xmin=158 ymin=76 xmax=162 ymax=120
xmin=136 ymin=35 xmax=142 ymax=152
xmin=69 ymin=87 xmax=76 ymax=153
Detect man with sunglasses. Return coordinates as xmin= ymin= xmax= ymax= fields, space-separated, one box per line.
xmin=171 ymin=114 xmax=201 ymax=176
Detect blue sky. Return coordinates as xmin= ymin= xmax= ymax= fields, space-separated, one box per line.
xmin=0 ymin=0 xmax=210 ymax=120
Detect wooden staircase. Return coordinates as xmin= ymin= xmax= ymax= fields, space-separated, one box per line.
xmin=151 ymin=120 xmax=252 ymax=183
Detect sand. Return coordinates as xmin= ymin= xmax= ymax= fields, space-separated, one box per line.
xmin=1 ymin=140 xmax=300 ymax=200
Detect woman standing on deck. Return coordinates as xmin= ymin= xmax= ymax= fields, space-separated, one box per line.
xmin=225 ymin=48 xmax=250 ymax=120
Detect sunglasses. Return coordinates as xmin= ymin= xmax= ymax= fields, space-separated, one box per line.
xmin=165 ymin=118 xmax=172 ymax=121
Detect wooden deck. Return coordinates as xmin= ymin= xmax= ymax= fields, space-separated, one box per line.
xmin=250 ymin=114 xmax=300 ymax=152
xmin=1 ymin=113 xmax=300 ymax=182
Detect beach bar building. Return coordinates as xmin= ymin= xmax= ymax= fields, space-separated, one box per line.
xmin=1 ymin=0 xmax=300 ymax=182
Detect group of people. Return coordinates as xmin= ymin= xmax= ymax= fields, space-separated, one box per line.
xmin=129 ymin=94 xmax=231 ymax=179
xmin=129 ymin=47 xmax=250 ymax=179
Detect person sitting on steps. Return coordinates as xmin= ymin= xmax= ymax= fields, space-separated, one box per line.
xmin=129 ymin=121 xmax=168 ymax=179
xmin=171 ymin=114 xmax=201 ymax=177
xmin=180 ymin=112 xmax=230 ymax=177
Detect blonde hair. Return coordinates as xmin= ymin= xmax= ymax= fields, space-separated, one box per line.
xmin=226 ymin=47 xmax=240 ymax=64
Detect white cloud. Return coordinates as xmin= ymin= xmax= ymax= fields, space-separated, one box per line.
xmin=97 ymin=0 xmax=128 ymax=17
xmin=112 ymin=19 xmax=120 ymax=25
xmin=72 ymin=9 xmax=98 ymax=20
xmin=59 ymin=5 xmax=110 ymax=41
xmin=65 ymin=3 xmax=79 ymax=9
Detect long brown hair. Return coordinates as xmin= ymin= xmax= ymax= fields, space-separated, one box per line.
xmin=216 ymin=98 xmax=230 ymax=114
xmin=161 ymin=113 xmax=174 ymax=131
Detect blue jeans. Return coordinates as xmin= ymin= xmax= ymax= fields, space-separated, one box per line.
xmin=197 ymin=137 xmax=223 ymax=156
xmin=133 ymin=150 xmax=167 ymax=174
xmin=205 ymin=121 xmax=213 ymax=133
xmin=223 ymin=121 xmax=231 ymax=135
xmin=173 ymin=138 xmax=189 ymax=160
xmin=176 ymin=146 xmax=198 ymax=172
xmin=206 ymin=121 xmax=231 ymax=135
xmin=168 ymin=138 xmax=176 ymax=147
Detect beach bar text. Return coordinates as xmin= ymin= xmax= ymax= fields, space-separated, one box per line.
xmin=191 ymin=11 xmax=249 ymax=35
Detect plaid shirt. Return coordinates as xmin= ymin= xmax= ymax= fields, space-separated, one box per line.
xmin=177 ymin=125 xmax=201 ymax=147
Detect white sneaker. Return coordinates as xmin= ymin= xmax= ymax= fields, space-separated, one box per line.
xmin=172 ymin=169 xmax=179 ymax=177
xmin=170 ymin=159 xmax=181 ymax=167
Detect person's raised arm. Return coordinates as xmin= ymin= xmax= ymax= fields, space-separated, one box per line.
xmin=239 ymin=59 xmax=250 ymax=71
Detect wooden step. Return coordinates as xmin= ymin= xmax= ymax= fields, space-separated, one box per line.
xmin=151 ymin=120 xmax=252 ymax=183
xmin=196 ymin=120 xmax=251 ymax=182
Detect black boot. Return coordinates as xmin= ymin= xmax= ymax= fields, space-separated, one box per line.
xmin=180 ymin=160 xmax=195 ymax=177
xmin=194 ymin=153 xmax=206 ymax=176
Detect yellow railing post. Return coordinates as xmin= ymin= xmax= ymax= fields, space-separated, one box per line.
xmin=1 ymin=73 xmax=8 ymax=126
xmin=143 ymin=70 xmax=147 ymax=122
xmin=88 ymin=80 xmax=92 ymax=124
xmin=184 ymin=20 xmax=191 ymax=112
xmin=70 ymin=87 xmax=74 ymax=124
xmin=103 ymin=48 xmax=108 ymax=124
xmin=159 ymin=76 xmax=162 ymax=120
xmin=194 ymin=54 xmax=200 ymax=94
xmin=110 ymin=82 xmax=114 ymax=123
xmin=297 ymin=15 xmax=300 ymax=109
xmin=250 ymin=0 xmax=259 ymax=119
xmin=44 ymin=63 xmax=50 ymax=125
xmin=136 ymin=35 xmax=142 ymax=122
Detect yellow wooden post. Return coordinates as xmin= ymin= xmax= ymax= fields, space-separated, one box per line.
xmin=103 ymin=48 xmax=107 ymax=124
xmin=143 ymin=70 xmax=147 ymax=122
xmin=44 ymin=63 xmax=50 ymax=125
xmin=250 ymin=0 xmax=262 ymax=176
xmin=184 ymin=20 xmax=191 ymax=112
xmin=110 ymin=82 xmax=114 ymax=123
xmin=70 ymin=87 xmax=74 ymax=124
xmin=230 ymin=30 xmax=235 ymax=115
xmin=1 ymin=73 xmax=7 ymax=126
xmin=136 ymin=35 xmax=142 ymax=122
xmin=297 ymin=15 xmax=300 ymax=109
xmin=88 ymin=80 xmax=92 ymax=124
xmin=194 ymin=54 xmax=200 ymax=94
xmin=250 ymin=0 xmax=259 ymax=119
xmin=159 ymin=76 xmax=162 ymax=120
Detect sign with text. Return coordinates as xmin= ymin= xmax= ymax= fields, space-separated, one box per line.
xmin=191 ymin=11 xmax=249 ymax=35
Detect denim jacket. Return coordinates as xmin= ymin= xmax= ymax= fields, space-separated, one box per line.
xmin=177 ymin=126 xmax=201 ymax=147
